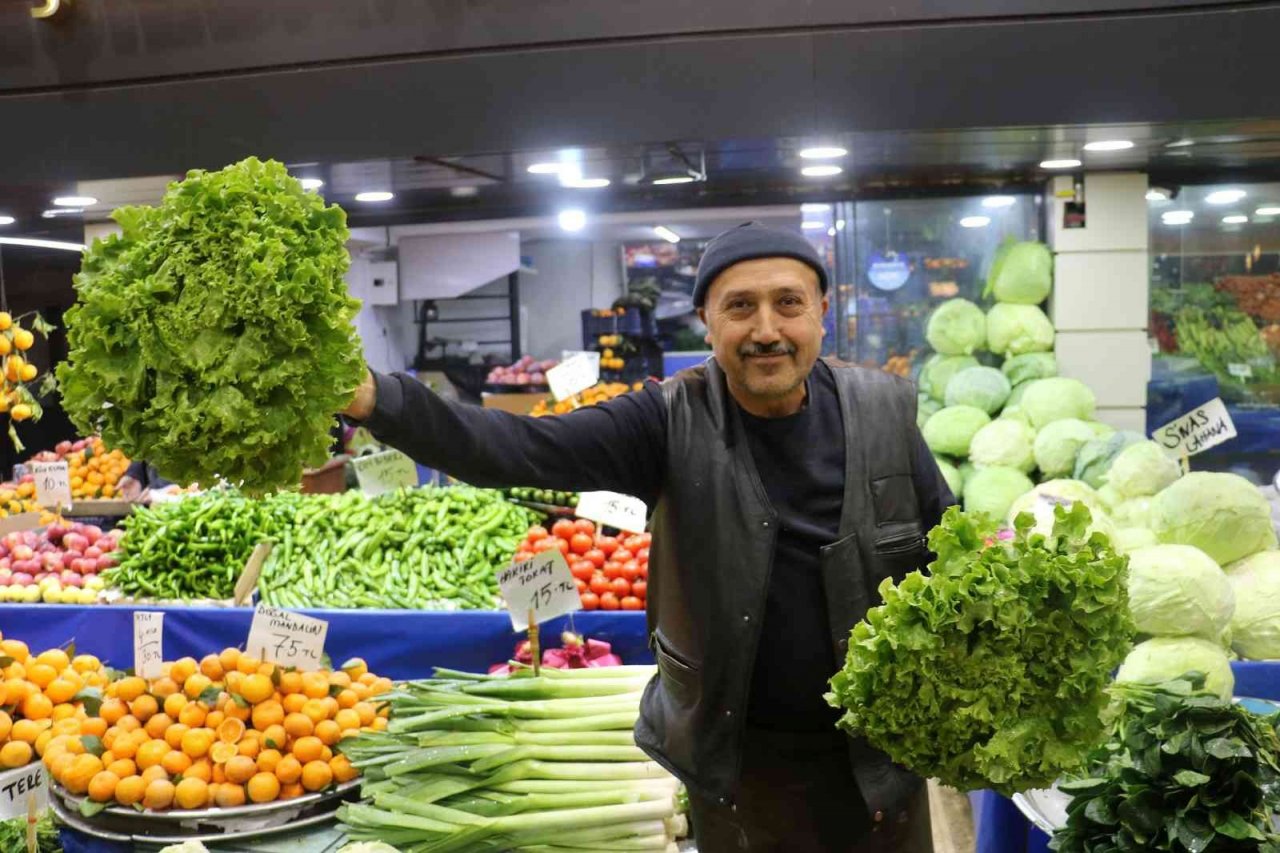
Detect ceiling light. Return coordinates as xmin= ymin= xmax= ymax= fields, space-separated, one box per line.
xmin=801 ymin=221 xmax=827 ymax=231
xmin=799 ymin=146 xmax=848 ymax=160
xmin=1206 ymin=189 xmax=1246 ymax=205
xmin=41 ymin=208 xmax=82 ymax=218
xmin=653 ymin=225 xmax=680 ymax=244
xmin=651 ymin=175 xmax=696 ymax=186
xmin=1039 ymin=159 xmax=1082 ymax=170
xmin=1145 ymin=189 xmax=1170 ymax=201
xmin=527 ymin=162 xmax=563 ymax=175
xmin=827 ymin=227 xmax=837 ymax=237
xmin=1083 ymin=140 xmax=1134 ymax=152
xmin=0 ymin=216 xmax=13 ymax=226
xmin=1255 ymin=206 xmax=1280 ymax=216
xmin=959 ymin=216 xmax=991 ymax=228
xmin=355 ymin=191 xmax=394 ymax=202
xmin=836 ymin=219 xmax=846 ymax=231
xmin=53 ymin=195 xmax=97 ymax=207
xmin=560 ymin=177 xmax=610 ymax=189
xmin=801 ymin=165 xmax=843 ymax=178
xmin=298 ymin=178 xmax=324 ymax=191
xmin=558 ymin=209 xmax=586 ymax=232
xmin=0 ymin=237 xmax=86 ymax=252
xmin=981 ymin=195 xmax=1017 ymax=208
xmin=1222 ymin=215 xmax=1248 ymax=225
xmin=1162 ymin=211 xmax=1194 ymax=225
xmin=1166 ymin=139 xmax=1195 ymax=148
xmin=800 ymin=203 xmax=832 ymax=213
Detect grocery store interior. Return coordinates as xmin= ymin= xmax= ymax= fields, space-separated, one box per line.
xmin=1 ymin=1 xmax=1280 ymax=852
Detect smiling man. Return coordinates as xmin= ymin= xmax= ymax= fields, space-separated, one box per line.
xmin=345 ymin=222 xmax=953 ymax=852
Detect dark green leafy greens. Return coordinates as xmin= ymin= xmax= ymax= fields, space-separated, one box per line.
xmin=1051 ymin=674 xmax=1280 ymax=853
xmin=827 ymin=504 xmax=1135 ymax=795
xmin=0 ymin=809 xmax=62 ymax=853
xmin=56 ymin=157 xmax=364 ymax=494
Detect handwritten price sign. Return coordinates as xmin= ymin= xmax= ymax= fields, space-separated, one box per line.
xmin=246 ymin=605 xmax=328 ymax=671
xmin=31 ymin=460 xmax=71 ymax=510
xmin=575 ymin=491 xmax=647 ymax=533
xmin=1152 ymin=398 xmax=1237 ymax=458
xmin=133 ymin=611 xmax=165 ymax=680
xmin=546 ymin=352 xmax=600 ymax=401
xmin=352 ymin=449 xmax=419 ymax=497
xmin=0 ymin=763 xmax=47 ymax=819
xmin=495 ymin=549 xmax=581 ymax=632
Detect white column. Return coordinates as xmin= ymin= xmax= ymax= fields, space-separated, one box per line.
xmin=1048 ymin=172 xmax=1151 ymax=433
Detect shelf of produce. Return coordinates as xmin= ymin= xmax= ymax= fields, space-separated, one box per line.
xmin=0 ymin=605 xmax=651 ymax=679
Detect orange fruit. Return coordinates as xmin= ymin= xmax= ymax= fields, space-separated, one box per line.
xmin=209 ymin=742 xmax=238 ymax=765
xmin=256 ymin=749 xmax=282 ymax=774
xmin=300 ymin=700 xmax=329 ymax=726
xmin=51 ymin=718 xmax=81 ymax=738
xmin=164 ymin=723 xmax=191 ymax=751
xmin=205 ymin=710 xmax=225 ymax=731
xmin=279 ymin=781 xmax=304 ymax=801
xmin=180 ymin=728 xmax=213 ymax=759
xmin=332 ymin=709 xmax=362 ymax=733
xmin=336 ymin=689 xmax=359 ymax=710
xmin=330 ymin=754 xmax=358 ymax=784
xmin=20 ymin=692 xmax=53 ymax=721
xmin=143 ymin=778 xmax=175 ymax=810
xmin=0 ymin=710 xmax=10 ymax=740
xmin=371 ymin=717 xmax=388 ymax=732
xmin=185 ymin=758 xmax=212 ymax=784
xmin=300 ymin=673 xmax=329 ymax=700
xmin=114 ymin=677 xmax=148 ymax=703
xmin=80 ymin=717 xmax=108 ymax=739
xmin=224 ymin=755 xmax=256 ymax=785
xmin=163 ymin=693 xmax=188 ymax=719
xmin=237 ymin=738 xmax=260 ymax=759
xmin=183 ymin=673 xmax=212 ymax=700
xmin=314 ymin=720 xmax=341 ymax=747
xmin=0 ymin=639 xmax=30 ymax=662
xmin=71 ymin=654 xmax=100 ymax=674
xmin=129 ymin=694 xmax=159 ymax=723
xmin=62 ymin=753 xmax=104 ymax=794
xmin=215 ymin=782 xmax=247 ymax=808
xmin=136 ymin=739 xmax=170 ymax=771
xmin=250 ymin=701 xmax=284 ymax=731
xmin=33 ymin=649 xmax=69 ymax=671
xmin=273 ymin=755 xmax=302 ymax=785
xmin=353 ymin=703 xmax=377 ymax=728
xmin=236 ymin=656 xmax=261 ymax=676
xmin=161 ymin=750 xmax=192 ymax=776
xmin=107 ymin=758 xmax=137 ymax=779
xmin=0 ymin=740 xmax=32 ymax=769
xmin=44 ymin=678 xmax=78 ymax=705
xmin=174 ymin=777 xmax=208 ymax=810
xmin=26 ymin=664 xmax=57 ymax=690
xmin=87 ymin=770 xmax=120 ymax=803
xmin=199 ymin=655 xmax=224 ymax=682
xmin=51 ymin=703 xmax=75 ymax=723
xmin=10 ymin=719 xmax=44 ymax=744
xmin=327 ymin=671 xmax=352 ymax=689
xmin=238 ymin=674 xmax=274 ymax=705
xmin=217 ymin=648 xmax=241 ymax=674
xmin=114 ymin=774 xmax=146 ymax=806
xmin=48 ymin=752 xmax=74 ymax=780
xmin=277 ymin=671 xmax=303 ymax=696
xmin=140 ymin=764 xmax=170 ymax=786
xmin=99 ymin=698 xmax=128 ymax=725
xmin=282 ymin=693 xmax=308 ymax=715
xmin=143 ymin=712 xmax=173 ymax=740
xmin=358 ymin=673 xmax=377 ymax=687
xmin=178 ymin=703 xmax=207 ymax=728
xmin=300 ymin=760 xmax=333 ymax=792
xmin=224 ymin=671 xmax=245 ymax=694
xmin=342 ymin=658 xmax=368 ymax=681
xmin=320 ymin=745 xmax=333 ymax=763
xmin=116 ymin=714 xmax=141 ymax=733
xmin=111 ymin=733 xmax=139 ymax=760
xmin=282 ymin=713 xmax=313 ymax=740
xmin=223 ymin=701 xmax=251 ymax=723
xmin=150 ymin=677 xmax=180 ymax=699
xmin=246 ymin=772 xmax=280 ymax=804
xmin=169 ymin=658 xmax=198 ymax=685
xmin=211 ymin=764 xmax=227 ymax=785
xmin=260 ymin=725 xmax=287 ymax=751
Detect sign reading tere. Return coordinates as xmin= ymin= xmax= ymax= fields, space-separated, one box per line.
xmin=1152 ymin=397 xmax=1237 ymax=457
xmin=0 ymin=763 xmax=47 ymax=819
xmin=246 ymin=605 xmax=328 ymax=671
xmin=495 ymin=549 xmax=581 ymax=631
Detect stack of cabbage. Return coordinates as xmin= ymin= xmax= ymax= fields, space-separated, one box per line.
xmin=919 ymin=240 xmax=1116 ymax=521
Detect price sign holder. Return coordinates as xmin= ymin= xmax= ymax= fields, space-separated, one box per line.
xmin=575 ymin=491 xmax=647 ymax=533
xmin=234 ymin=542 xmax=274 ymax=606
xmin=30 ymin=460 xmax=70 ymax=513
xmin=546 ymin=352 xmax=600 ymax=401
xmin=0 ymin=763 xmax=47 ymax=821
xmin=1152 ymin=397 xmax=1237 ymax=467
xmin=351 ymin=449 xmax=419 ymax=497
xmin=133 ymin=611 xmax=165 ymax=679
xmin=246 ymin=605 xmax=328 ymax=671
xmin=495 ymin=549 xmax=581 ymax=633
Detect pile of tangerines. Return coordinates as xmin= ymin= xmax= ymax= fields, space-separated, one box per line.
xmin=0 ymin=635 xmax=111 ymax=770
xmin=0 ymin=632 xmax=392 ymax=812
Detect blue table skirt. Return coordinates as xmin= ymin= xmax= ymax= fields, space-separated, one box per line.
xmin=0 ymin=605 xmax=651 ymax=679
xmin=973 ymin=660 xmax=1280 ymax=853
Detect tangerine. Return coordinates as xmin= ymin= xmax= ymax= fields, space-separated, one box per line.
xmin=246 ymin=772 xmax=280 ymax=803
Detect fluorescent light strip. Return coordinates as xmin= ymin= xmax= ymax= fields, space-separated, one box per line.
xmin=355 ymin=191 xmax=394 ymax=202
xmin=799 ymin=146 xmax=848 ymax=160
xmin=1039 ymin=159 xmax=1082 ymax=169
xmin=652 ymin=175 xmax=695 ymax=186
xmin=981 ymin=195 xmax=1016 ymax=208
xmin=653 ymin=226 xmax=680 ymax=243
xmin=959 ymin=216 xmax=991 ymax=228
xmin=801 ymin=165 xmax=843 ymax=178
xmin=1255 ymin=207 xmax=1280 ymax=216
xmin=53 ymin=195 xmax=97 ymax=207
xmin=1083 ymin=140 xmax=1134 ymax=152
xmin=1206 ymin=190 xmax=1246 ymax=205
xmin=0 ymin=237 xmax=86 ymax=252
xmin=0 ymin=216 xmax=14 ymax=226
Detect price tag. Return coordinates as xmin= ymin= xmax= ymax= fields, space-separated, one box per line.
xmin=351 ymin=450 xmax=419 ymax=497
xmin=1227 ymin=362 xmax=1254 ymax=380
xmin=246 ymin=605 xmax=328 ymax=671
xmin=575 ymin=491 xmax=648 ymax=533
xmin=495 ymin=549 xmax=581 ymax=632
xmin=133 ymin=611 xmax=164 ymax=679
xmin=546 ymin=352 xmax=600 ymax=401
xmin=1152 ymin=397 xmax=1238 ymax=458
xmin=0 ymin=763 xmax=47 ymax=820
xmin=30 ymin=460 xmax=70 ymax=510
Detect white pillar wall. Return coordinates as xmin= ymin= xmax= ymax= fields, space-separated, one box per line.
xmin=1048 ymin=172 xmax=1151 ymax=434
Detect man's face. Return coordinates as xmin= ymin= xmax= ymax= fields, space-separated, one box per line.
xmin=698 ymin=258 xmax=828 ymax=409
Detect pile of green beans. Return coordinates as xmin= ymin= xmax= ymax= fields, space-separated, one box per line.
xmin=259 ymin=486 xmax=537 ymax=610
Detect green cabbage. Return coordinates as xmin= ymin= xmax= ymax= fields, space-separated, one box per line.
xmin=959 ymin=462 xmax=977 ymax=488
xmin=917 ymin=395 xmax=943 ymax=430
xmin=1001 ymin=352 xmax=1058 ymax=387
xmin=969 ymin=419 xmax=1036 ymax=473
xmin=57 ymin=158 xmax=364 ymax=493
xmin=919 ymin=354 xmax=980 ymax=402
xmin=1007 ymin=479 xmax=1116 ymax=542
xmin=1114 ymin=527 xmax=1159 ymax=553
xmin=1112 ymin=496 xmax=1153 ymax=528
xmin=934 ymin=457 xmax=964 ymax=499
xmin=1104 ymin=441 xmax=1182 ymax=499
xmin=1224 ymin=550 xmax=1280 ymax=660
xmin=944 ymin=366 xmax=1011 ymax=414
xmin=1150 ymin=472 xmax=1279 ymax=565
xmin=1126 ymin=545 xmax=1235 ymax=640
xmin=1032 ymin=418 xmax=1097 ymax=479
xmin=926 ymin=298 xmax=987 ymax=356
xmin=988 ymin=241 xmax=1053 ymax=305
xmin=1116 ymin=636 xmax=1235 ymax=700
xmin=1019 ymin=377 xmax=1097 ymax=429
xmin=1074 ymin=431 xmax=1145 ymax=488
xmin=964 ymin=466 xmax=1035 ymax=521
xmin=986 ymin=303 xmax=1055 ymax=357
xmin=922 ymin=406 xmax=991 ymax=457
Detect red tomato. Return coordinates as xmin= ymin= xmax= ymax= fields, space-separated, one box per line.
xmin=624 ymin=535 xmax=646 ymax=552
xmin=599 ymin=592 xmax=620 ymax=611
xmin=597 ymin=537 xmax=619 ymax=556
xmin=584 ymin=549 xmax=606 ymax=569
xmin=610 ymin=577 xmax=631 ymax=598
xmin=620 ymin=560 xmax=641 ymax=583
xmin=552 ymin=519 xmax=577 ymax=540
xmin=550 ymin=537 xmax=570 ymax=556
xmin=575 ymin=578 xmax=587 ymax=593
xmin=580 ymin=592 xmax=600 ymax=610
xmin=527 ymin=525 xmax=549 ymax=542
xmin=571 ymin=561 xmax=595 ymax=581
xmin=570 ymin=533 xmax=594 ymax=555
xmin=603 ymin=562 xmax=623 ymax=581
xmin=532 ymin=538 xmax=557 ymax=553
xmin=631 ymin=580 xmax=647 ymax=599
xmin=589 ymin=574 xmax=611 ymax=596
xmin=573 ymin=519 xmax=596 ymax=535
xmin=638 ymin=563 xmax=648 ymax=579
xmin=636 ymin=547 xmax=649 ymax=564
xmin=620 ymin=596 xmax=643 ymax=611
xmin=512 ymin=551 xmax=533 ymax=564
xmin=612 ymin=548 xmax=634 ymax=564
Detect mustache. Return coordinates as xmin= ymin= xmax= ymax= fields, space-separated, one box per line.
xmin=739 ymin=343 xmax=797 ymax=358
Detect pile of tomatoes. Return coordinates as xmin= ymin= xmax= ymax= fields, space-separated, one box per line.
xmin=512 ymin=518 xmax=650 ymax=611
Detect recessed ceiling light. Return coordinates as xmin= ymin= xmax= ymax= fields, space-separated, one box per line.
xmin=0 ymin=216 xmax=13 ymax=227
xmin=355 ymin=191 xmax=394 ymax=202
xmin=558 ymin=210 xmax=587 ymax=232
xmin=54 ymin=195 xmax=97 ymax=207
xmin=652 ymin=175 xmax=696 ymax=186
xmin=0 ymin=237 xmax=86 ymax=252
xmin=1222 ymin=214 xmax=1248 ymax=225
xmin=1039 ymin=159 xmax=1082 ymax=170
xmin=800 ymin=203 xmax=832 ymax=213
xmin=799 ymin=146 xmax=848 ymax=160
xmin=1255 ymin=206 xmax=1280 ymax=216
xmin=560 ymin=177 xmax=611 ymax=189
xmin=1083 ymin=140 xmax=1135 ymax=152
xmin=959 ymin=216 xmax=991 ymax=228
xmin=527 ymin=162 xmax=563 ymax=175
xmin=1166 ymin=139 xmax=1195 ymax=148
xmin=1206 ymin=189 xmax=1246 ymax=205
xmin=801 ymin=165 xmax=843 ymax=178
xmin=653 ymin=226 xmax=680 ymax=244
xmin=1162 ymin=211 xmax=1194 ymax=225
xmin=298 ymin=178 xmax=324 ymax=191
xmin=1145 ymin=189 xmax=1170 ymax=201
xmin=981 ymin=195 xmax=1017 ymax=209
xmin=801 ymin=221 xmax=827 ymax=231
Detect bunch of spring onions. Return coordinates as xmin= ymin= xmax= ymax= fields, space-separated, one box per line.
xmin=338 ymin=665 xmax=688 ymax=853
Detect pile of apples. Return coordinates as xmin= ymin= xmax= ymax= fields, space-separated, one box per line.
xmin=485 ymin=355 xmax=558 ymax=387
xmin=0 ymin=522 xmax=121 ymax=603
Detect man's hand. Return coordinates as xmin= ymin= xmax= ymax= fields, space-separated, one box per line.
xmin=344 ymin=369 xmax=377 ymax=421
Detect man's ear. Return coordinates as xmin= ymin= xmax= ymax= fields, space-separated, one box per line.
xmin=820 ymin=294 xmax=830 ymax=336
xmin=698 ymin=308 xmax=712 ymax=345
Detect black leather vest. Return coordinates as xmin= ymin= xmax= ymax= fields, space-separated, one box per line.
xmin=633 ymin=357 xmax=929 ymax=819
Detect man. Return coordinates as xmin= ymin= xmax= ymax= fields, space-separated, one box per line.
xmin=345 ymin=222 xmax=954 ymax=852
